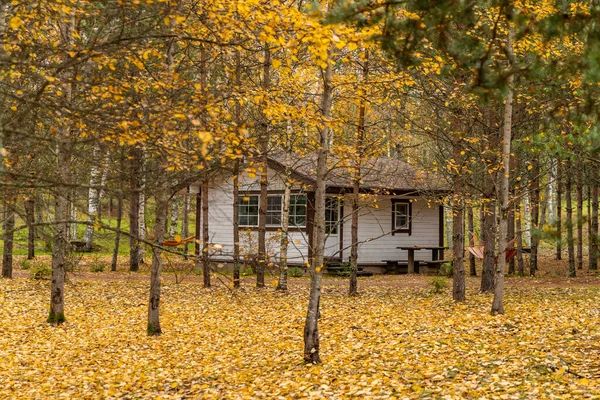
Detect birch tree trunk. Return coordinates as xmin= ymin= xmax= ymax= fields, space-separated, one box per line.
xmin=529 ymin=161 xmax=540 ymax=276
xmin=277 ymin=152 xmax=292 ymax=291
xmin=304 ymin=50 xmax=332 ymax=364
xmin=467 ymin=205 xmax=476 ymax=276
xmin=26 ymin=197 xmax=35 ymax=260
xmin=138 ymin=148 xmax=146 ymax=262
xmin=2 ymin=201 xmax=14 ymax=278
xmin=147 ymin=184 xmax=168 ymax=336
xmin=492 ymin=25 xmax=514 ymax=314
xmin=129 ymin=147 xmax=142 ymax=272
xmin=548 ymin=159 xmax=557 ymax=221
xmin=83 ymin=147 xmax=109 ymax=251
xmin=566 ymin=161 xmax=575 ymax=277
xmin=257 ymin=46 xmax=271 ymax=289
xmin=524 ymin=191 xmax=531 ymax=246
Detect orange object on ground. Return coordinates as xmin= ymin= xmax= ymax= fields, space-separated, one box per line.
xmin=163 ymin=236 xmax=196 ymax=247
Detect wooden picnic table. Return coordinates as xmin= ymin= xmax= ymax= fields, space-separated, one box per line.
xmin=397 ymin=246 xmax=448 ymax=274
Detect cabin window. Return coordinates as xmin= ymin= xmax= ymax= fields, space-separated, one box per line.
xmin=392 ymin=200 xmax=411 ymax=234
xmin=325 ymin=197 xmax=340 ymax=235
xmin=239 ymin=195 xmax=259 ymax=227
xmin=289 ymin=195 xmax=307 ymax=227
xmin=266 ymin=196 xmax=282 ymax=226
xmin=238 ymin=194 xmax=308 ymax=228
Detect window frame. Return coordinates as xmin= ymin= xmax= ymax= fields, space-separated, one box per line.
xmin=391 ymin=199 xmax=412 ymax=235
xmin=325 ymin=197 xmax=340 ymax=236
xmin=289 ymin=194 xmax=308 ymax=228
xmin=238 ymin=193 xmax=308 ymax=229
xmin=238 ymin=195 xmax=260 ymax=227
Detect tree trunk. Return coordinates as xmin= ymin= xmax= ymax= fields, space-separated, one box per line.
xmin=2 ymin=201 xmax=15 ymax=278
xmin=480 ymin=179 xmax=496 ymax=292
xmin=111 ymin=189 xmax=123 ymax=272
xmin=524 ymin=191 xmax=532 ymax=246
xmin=591 ymin=184 xmax=599 ymax=270
xmin=548 ymin=159 xmax=557 ymax=221
xmin=516 ymin=200 xmax=525 ymax=276
xmin=349 ymin=50 xmax=368 ymax=297
xmin=556 ymin=161 xmax=562 ymax=260
xmin=232 ymin=159 xmax=241 ymax=288
xmin=529 ymin=160 xmax=540 ymax=276
xmin=83 ymin=147 xmax=109 ymax=251
xmin=201 ymin=179 xmax=211 ymax=288
xmin=138 ymin=148 xmax=147 ymax=262
xmin=507 ymin=202 xmax=515 ymax=275
xmin=304 ymin=49 xmax=332 ymax=364
xmin=49 ymin=145 xmax=70 ymax=325
xmin=147 ymin=183 xmax=169 ymax=336
xmin=576 ymin=166 xmax=583 ymax=270
xmin=182 ymin=193 xmax=189 ymax=258
xmin=467 ymin=205 xmax=476 ymax=276
xmin=277 ymin=151 xmax=292 ymax=291
xmin=129 ymin=147 xmax=142 ymax=272
xmin=257 ymin=46 xmax=271 ymax=289
xmin=492 ymin=27 xmax=514 ymax=315
xmin=232 ymin=48 xmax=242 ymax=289
xmin=169 ymin=197 xmax=179 ymax=238
xmin=69 ymin=192 xmax=77 ymax=241
xmin=26 ymin=197 xmax=35 ymax=260
xmin=452 ymin=201 xmax=465 ymax=301
xmin=566 ymin=161 xmax=575 ymax=277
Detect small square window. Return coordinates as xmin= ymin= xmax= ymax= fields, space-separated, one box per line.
xmin=392 ymin=201 xmax=411 ymax=233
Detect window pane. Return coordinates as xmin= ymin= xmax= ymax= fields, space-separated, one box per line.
xmin=394 ymin=203 xmax=408 ymax=230
xmin=239 ymin=195 xmax=259 ymax=226
xmin=266 ymin=196 xmax=282 ymax=226
xmin=325 ymin=198 xmax=339 ymax=234
xmin=289 ymin=195 xmax=307 ymax=227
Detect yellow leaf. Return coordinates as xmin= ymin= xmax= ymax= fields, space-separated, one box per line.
xmin=9 ymin=17 xmax=23 ymax=30
xmin=272 ymin=59 xmax=281 ymax=68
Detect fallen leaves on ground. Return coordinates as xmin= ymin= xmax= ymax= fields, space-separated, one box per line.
xmin=1 ymin=277 xmax=600 ymax=399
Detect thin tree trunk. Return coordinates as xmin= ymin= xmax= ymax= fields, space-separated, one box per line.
xmin=516 ymin=200 xmax=524 ymax=276
xmin=26 ymin=197 xmax=35 ymax=260
xmin=588 ymin=185 xmax=592 ymax=269
xmin=591 ymin=184 xmax=599 ymax=270
xmin=349 ymin=50 xmax=368 ymax=296
xmin=111 ymin=189 xmax=123 ymax=272
xmin=524 ymin=191 xmax=532 ymax=246
xmin=232 ymin=49 xmax=242 ymax=288
xmin=304 ymin=49 xmax=332 ymax=364
xmin=83 ymin=147 xmax=109 ymax=251
xmin=257 ymin=46 xmax=271 ymax=289
xmin=567 ymin=161 xmax=575 ymax=277
xmin=480 ymin=177 xmax=496 ymax=292
xmin=277 ymin=150 xmax=292 ymax=291
xmin=147 ymin=183 xmax=168 ymax=336
xmin=182 ymin=194 xmax=189 ymax=258
xmin=169 ymin=197 xmax=179 ymax=238
xmin=138 ymin=147 xmax=146 ymax=262
xmin=576 ymin=166 xmax=583 ymax=270
xmin=492 ymin=26 xmax=514 ymax=315
xmin=556 ymin=161 xmax=562 ymax=260
xmin=507 ymin=201 xmax=515 ymax=275
xmin=201 ymin=179 xmax=210 ymax=288
xmin=2 ymin=201 xmax=15 ymax=278
xmin=452 ymin=200 xmax=466 ymax=301
xmin=129 ymin=147 xmax=142 ymax=272
xmin=548 ymin=159 xmax=557 ymax=221
xmin=530 ymin=160 xmax=540 ymax=276
xmin=467 ymin=205 xmax=476 ymax=276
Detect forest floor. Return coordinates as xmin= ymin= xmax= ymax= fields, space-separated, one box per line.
xmin=2 ymin=253 xmax=600 ymax=399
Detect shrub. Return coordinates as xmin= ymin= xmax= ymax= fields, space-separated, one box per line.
xmin=88 ymin=256 xmax=105 ymax=273
xmin=240 ymin=265 xmax=255 ymax=276
xmin=287 ymin=266 xmax=303 ymax=278
xmin=428 ymin=276 xmax=448 ymax=294
xmin=439 ymin=263 xmax=453 ymax=277
xmin=19 ymin=259 xmax=32 ymax=270
xmin=30 ymin=262 xmax=52 ymax=280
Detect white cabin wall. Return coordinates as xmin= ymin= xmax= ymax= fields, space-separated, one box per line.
xmin=341 ymin=195 xmax=441 ymax=264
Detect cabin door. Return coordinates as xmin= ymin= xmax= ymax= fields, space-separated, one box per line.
xmin=324 ymin=197 xmax=341 ymax=259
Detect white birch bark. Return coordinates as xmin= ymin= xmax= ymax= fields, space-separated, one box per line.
xmin=524 ymin=191 xmax=531 ymax=246
xmin=83 ymin=147 xmax=109 ymax=250
xmin=548 ymin=159 xmax=557 ymax=222
xmin=170 ymin=198 xmax=179 ymax=237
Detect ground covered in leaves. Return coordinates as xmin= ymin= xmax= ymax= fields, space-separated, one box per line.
xmin=1 ymin=275 xmax=600 ymax=399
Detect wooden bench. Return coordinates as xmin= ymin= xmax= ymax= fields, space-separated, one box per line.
xmin=382 ymin=260 xmax=416 ymax=274
xmin=420 ymin=259 xmax=452 ymax=274
xmin=325 ymin=265 xmax=374 ymax=277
